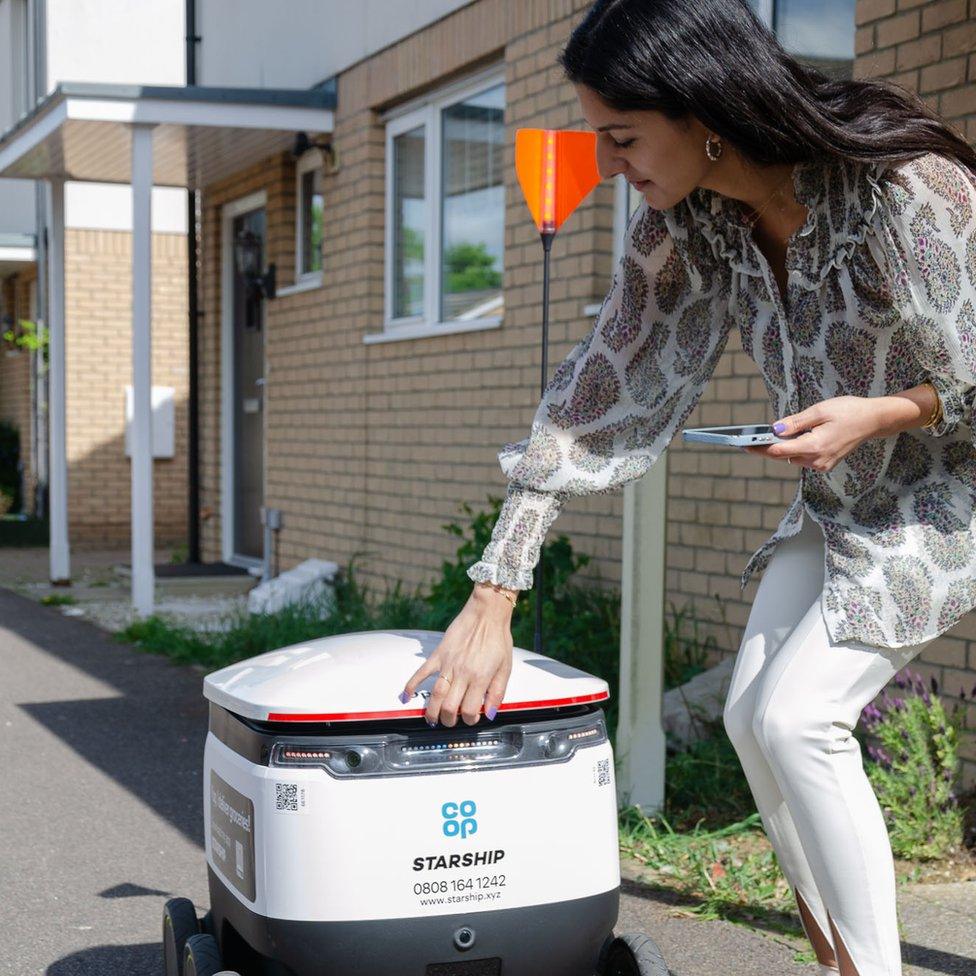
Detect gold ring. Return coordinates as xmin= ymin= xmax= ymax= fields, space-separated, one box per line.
xmin=437 ymin=673 xmax=452 ymax=684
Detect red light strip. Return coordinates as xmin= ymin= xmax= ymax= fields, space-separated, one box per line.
xmin=266 ymin=690 xmax=609 ymax=723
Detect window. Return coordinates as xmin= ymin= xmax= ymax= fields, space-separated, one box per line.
xmin=295 ymin=149 xmax=324 ymax=283
xmin=384 ymin=70 xmax=505 ymax=334
xmin=749 ymin=0 xmax=855 ymax=78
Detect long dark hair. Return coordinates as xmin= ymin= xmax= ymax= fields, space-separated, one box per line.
xmin=559 ymin=0 xmax=976 ymax=178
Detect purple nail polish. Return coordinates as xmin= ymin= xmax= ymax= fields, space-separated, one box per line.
xmin=773 ymin=421 xmax=787 ymax=434
xmin=486 ymin=706 xmax=497 ymax=721
xmin=398 ymin=690 xmax=410 ymax=704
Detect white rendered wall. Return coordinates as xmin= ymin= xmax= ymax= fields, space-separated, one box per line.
xmin=45 ymin=0 xmax=184 ymax=88
xmin=3 ymin=0 xmax=477 ymax=236
xmin=199 ymin=0 xmax=474 ymax=88
xmin=45 ymin=0 xmax=188 ymax=233
xmin=64 ymin=183 xmax=187 ymax=234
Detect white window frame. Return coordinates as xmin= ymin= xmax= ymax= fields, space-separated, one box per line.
xmin=753 ymin=0 xmax=773 ymax=26
xmin=279 ymin=147 xmax=324 ymax=296
xmin=375 ymin=65 xmax=505 ymax=342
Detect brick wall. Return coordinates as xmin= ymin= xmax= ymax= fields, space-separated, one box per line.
xmin=855 ymin=0 xmax=976 ymax=786
xmin=64 ymin=228 xmax=189 ymax=546
xmin=197 ymin=0 xmax=623 ymax=581
xmin=856 ymin=0 xmax=976 ymax=140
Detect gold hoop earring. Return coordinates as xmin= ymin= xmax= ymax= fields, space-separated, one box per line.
xmin=705 ymin=134 xmax=723 ymax=162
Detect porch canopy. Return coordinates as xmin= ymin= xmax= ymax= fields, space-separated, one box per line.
xmin=0 ymin=81 xmax=335 ymax=615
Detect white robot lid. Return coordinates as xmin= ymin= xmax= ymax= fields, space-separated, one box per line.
xmin=202 ymin=628 xmax=610 ymax=723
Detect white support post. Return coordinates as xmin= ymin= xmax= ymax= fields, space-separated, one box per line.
xmin=130 ymin=124 xmax=155 ymax=615
xmin=47 ymin=178 xmax=69 ymax=585
xmin=615 ymin=457 xmax=669 ymax=814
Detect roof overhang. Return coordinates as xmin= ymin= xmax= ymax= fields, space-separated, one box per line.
xmin=0 ymin=82 xmax=335 ymax=190
xmin=0 ymin=233 xmax=36 ymax=277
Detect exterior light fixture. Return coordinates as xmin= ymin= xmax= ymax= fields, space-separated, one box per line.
xmin=291 ymin=130 xmax=336 ymax=170
xmin=234 ymin=228 xmax=276 ymax=303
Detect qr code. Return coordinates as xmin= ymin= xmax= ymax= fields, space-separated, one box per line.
xmin=275 ymin=782 xmax=299 ymax=812
xmin=596 ymin=757 xmax=610 ymax=787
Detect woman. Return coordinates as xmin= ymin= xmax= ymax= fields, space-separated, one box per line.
xmin=397 ymin=2 xmax=976 ymax=974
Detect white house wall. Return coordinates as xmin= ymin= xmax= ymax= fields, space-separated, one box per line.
xmin=45 ymin=0 xmax=184 ymax=88
xmin=198 ymin=0 xmax=474 ymax=87
xmin=0 ymin=0 xmax=475 ymax=236
xmin=65 ymin=182 xmax=187 ymax=234
xmin=44 ymin=0 xmax=187 ymax=232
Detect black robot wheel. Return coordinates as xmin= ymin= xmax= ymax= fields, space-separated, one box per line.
xmin=595 ymin=932 xmax=616 ymax=974
xmin=198 ymin=909 xmax=215 ymax=937
xmin=598 ymin=932 xmax=671 ymax=976
xmin=162 ymin=897 xmax=200 ymax=976
xmin=183 ymin=933 xmax=225 ymax=976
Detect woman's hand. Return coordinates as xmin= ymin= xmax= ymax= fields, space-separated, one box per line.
xmin=742 ymin=395 xmax=884 ymax=471
xmin=398 ymin=584 xmax=516 ymax=728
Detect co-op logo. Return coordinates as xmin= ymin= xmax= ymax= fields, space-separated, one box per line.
xmin=441 ymin=800 xmax=477 ymax=838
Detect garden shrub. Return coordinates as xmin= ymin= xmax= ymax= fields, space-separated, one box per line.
xmin=858 ymin=668 xmax=968 ymax=860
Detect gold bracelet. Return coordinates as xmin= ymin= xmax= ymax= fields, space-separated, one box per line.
xmin=920 ymin=380 xmax=943 ymax=429
xmin=475 ymin=580 xmax=518 ymax=607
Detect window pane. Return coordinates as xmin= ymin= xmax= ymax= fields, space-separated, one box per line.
xmin=440 ymin=82 xmax=504 ymax=322
xmin=393 ymin=125 xmax=426 ymax=319
xmin=776 ymin=0 xmax=854 ymax=76
xmin=301 ymin=168 xmax=324 ymax=275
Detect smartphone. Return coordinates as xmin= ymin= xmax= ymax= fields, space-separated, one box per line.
xmin=681 ymin=423 xmax=790 ymax=447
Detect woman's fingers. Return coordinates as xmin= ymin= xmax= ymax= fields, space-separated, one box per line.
xmin=482 ymin=664 xmax=510 ymax=723
xmin=400 ymin=645 xmax=442 ymax=703
xmin=459 ymin=670 xmax=495 ymax=726
xmin=399 ymin=597 xmax=513 ymax=728
xmin=434 ymin=673 xmax=470 ymax=727
xmin=743 ymin=443 xmax=809 ymax=465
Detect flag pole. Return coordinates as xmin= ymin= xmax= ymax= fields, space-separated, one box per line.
xmin=535 ymin=230 xmax=554 ymax=654
xmin=513 ymin=127 xmax=600 ymax=657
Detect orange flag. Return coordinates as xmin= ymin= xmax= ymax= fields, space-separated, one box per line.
xmin=515 ymin=128 xmax=601 ymax=235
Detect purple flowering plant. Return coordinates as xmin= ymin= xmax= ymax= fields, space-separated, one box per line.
xmin=858 ymin=669 xmax=968 ymax=860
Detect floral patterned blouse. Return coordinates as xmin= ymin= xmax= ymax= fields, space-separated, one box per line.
xmin=466 ymin=151 xmax=976 ymax=650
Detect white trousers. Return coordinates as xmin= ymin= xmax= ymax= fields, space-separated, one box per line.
xmin=723 ymin=513 xmax=936 ymax=976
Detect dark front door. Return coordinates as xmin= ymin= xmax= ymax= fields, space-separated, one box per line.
xmin=231 ymin=208 xmax=266 ymax=560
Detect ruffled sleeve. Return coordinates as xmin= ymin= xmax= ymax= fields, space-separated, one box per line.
xmin=465 ymin=200 xmax=732 ymax=591
xmin=868 ymin=152 xmax=976 ymax=440
xmin=923 ymin=373 xmax=976 ymax=436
